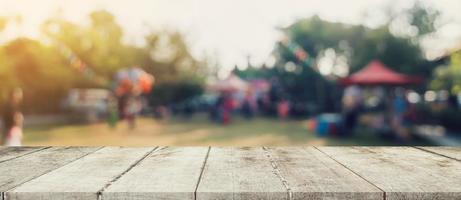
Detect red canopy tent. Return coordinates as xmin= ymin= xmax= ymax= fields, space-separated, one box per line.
xmin=340 ymin=60 xmax=423 ymax=86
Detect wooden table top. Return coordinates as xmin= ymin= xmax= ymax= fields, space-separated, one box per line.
xmin=0 ymin=147 xmax=460 ymax=200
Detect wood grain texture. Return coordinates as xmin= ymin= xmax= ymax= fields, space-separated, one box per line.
xmin=0 ymin=147 xmax=99 ymax=192
xmin=0 ymin=147 xmax=459 ymax=200
xmin=196 ymin=147 xmax=288 ymax=200
xmin=0 ymin=147 xmax=47 ymax=163
xmin=418 ymin=146 xmax=461 ymax=161
xmin=265 ymin=147 xmax=383 ymax=200
xmin=102 ymin=147 xmax=210 ymax=200
xmin=319 ymin=147 xmax=461 ymax=200
xmin=6 ymin=147 xmax=154 ymax=200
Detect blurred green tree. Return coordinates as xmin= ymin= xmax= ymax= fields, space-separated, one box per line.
xmin=407 ymin=1 xmax=441 ymax=37
xmin=42 ymin=10 xmax=129 ymax=81
xmin=142 ymin=31 xmax=206 ymax=106
xmin=0 ymin=10 xmax=207 ymax=113
xmin=269 ymin=18 xmax=421 ymax=113
xmin=242 ymin=1 xmax=441 ymax=114
xmin=1 ymin=38 xmax=75 ymax=112
xmin=431 ymin=51 xmax=461 ymax=94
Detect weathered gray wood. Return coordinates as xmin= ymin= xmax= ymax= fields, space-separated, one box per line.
xmin=265 ymin=147 xmax=383 ymax=199
xmin=319 ymin=147 xmax=461 ymax=200
xmin=103 ymin=147 xmax=210 ymax=200
xmin=0 ymin=147 xmax=459 ymax=200
xmin=418 ymin=147 xmax=461 ymax=161
xmin=6 ymin=147 xmax=155 ymax=200
xmin=196 ymin=147 xmax=288 ymax=200
xmin=0 ymin=147 xmax=99 ymax=192
xmin=0 ymin=147 xmax=47 ymax=163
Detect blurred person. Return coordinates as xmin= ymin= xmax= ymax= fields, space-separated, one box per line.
xmin=391 ymin=88 xmax=410 ymax=140
xmin=116 ymin=78 xmax=143 ymax=130
xmin=124 ymin=91 xmax=142 ymax=130
xmin=277 ymin=98 xmax=290 ymax=120
xmin=213 ymin=92 xmax=236 ymax=125
xmin=257 ymin=93 xmax=271 ymax=116
xmin=392 ymin=88 xmax=407 ymax=125
xmin=1 ymin=88 xmax=24 ymax=146
xmin=448 ymin=94 xmax=459 ymax=109
xmin=221 ymin=92 xmax=234 ymax=124
xmin=210 ymin=95 xmax=224 ymax=122
xmin=154 ymin=105 xmax=171 ymax=119
xmin=118 ymin=94 xmax=127 ymax=119
xmin=403 ymin=90 xmax=418 ymax=123
xmin=241 ymin=89 xmax=257 ymax=119
xmin=183 ymin=103 xmax=194 ymax=118
xmin=107 ymin=93 xmax=119 ymax=129
xmin=341 ymin=85 xmax=363 ymax=135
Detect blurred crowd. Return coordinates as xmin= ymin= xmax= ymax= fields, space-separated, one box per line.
xmin=341 ymin=85 xmax=460 ymax=142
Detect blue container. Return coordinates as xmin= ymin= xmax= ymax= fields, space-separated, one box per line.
xmin=316 ymin=113 xmax=342 ymax=137
xmin=316 ymin=119 xmax=329 ymax=137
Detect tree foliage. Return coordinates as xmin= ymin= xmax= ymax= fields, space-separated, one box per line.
xmin=280 ymin=16 xmax=429 ymax=75
xmin=407 ymin=1 xmax=441 ymax=37
xmin=0 ymin=38 xmax=75 ymax=112
xmin=0 ymin=10 xmax=206 ymax=113
xmin=0 ymin=17 xmax=7 ymax=32
xmin=431 ymin=51 xmax=461 ymax=94
xmin=42 ymin=10 xmax=132 ymax=79
xmin=236 ymin=1 xmax=441 ymax=114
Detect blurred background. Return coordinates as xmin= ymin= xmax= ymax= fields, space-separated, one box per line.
xmin=0 ymin=0 xmax=460 ymax=146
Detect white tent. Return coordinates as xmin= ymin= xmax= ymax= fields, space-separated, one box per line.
xmin=208 ymin=74 xmax=248 ymax=93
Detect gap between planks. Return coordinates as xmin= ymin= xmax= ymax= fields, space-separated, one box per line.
xmin=314 ymin=147 xmax=387 ymax=200
xmin=5 ymin=146 xmax=105 ymax=195
xmin=97 ymin=147 xmax=160 ymax=200
xmin=262 ymin=147 xmax=293 ymax=200
xmin=194 ymin=146 xmax=211 ymax=200
xmin=1 ymin=146 xmax=44 ymax=200
xmin=194 ymin=147 xmax=290 ymax=200
xmin=412 ymin=146 xmax=461 ymax=162
xmin=5 ymin=147 xmax=457 ymax=200
xmin=0 ymin=147 xmax=50 ymax=164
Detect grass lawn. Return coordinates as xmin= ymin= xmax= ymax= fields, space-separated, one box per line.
xmin=23 ymin=115 xmax=424 ymax=146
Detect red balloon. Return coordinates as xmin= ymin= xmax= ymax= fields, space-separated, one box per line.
xmin=139 ymin=74 xmax=154 ymax=93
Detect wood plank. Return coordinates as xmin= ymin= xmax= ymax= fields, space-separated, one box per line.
xmin=102 ymin=147 xmax=210 ymax=200
xmin=0 ymin=147 xmax=47 ymax=163
xmin=6 ymin=147 xmax=155 ymax=200
xmin=417 ymin=147 xmax=461 ymax=161
xmin=265 ymin=147 xmax=383 ymax=199
xmin=196 ymin=147 xmax=288 ymax=200
xmin=0 ymin=147 xmax=99 ymax=192
xmin=319 ymin=147 xmax=461 ymax=200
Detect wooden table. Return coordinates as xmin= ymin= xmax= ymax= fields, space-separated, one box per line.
xmin=0 ymin=147 xmax=459 ymax=200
